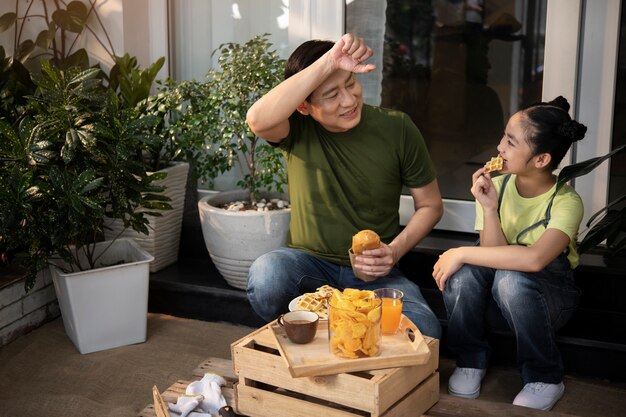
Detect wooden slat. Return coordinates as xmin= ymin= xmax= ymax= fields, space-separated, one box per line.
xmin=424 ymin=394 xmax=581 ymax=417
xmin=376 ymin=338 xmax=439 ymax=412
xmin=138 ymin=380 xmax=236 ymax=417
xmin=152 ymin=385 xmax=171 ymax=417
xmin=237 ymin=383 xmax=364 ymax=417
xmin=233 ymin=341 xmax=387 ymax=412
xmin=383 ymin=373 xmax=439 ymax=417
xmin=236 ymin=373 xmax=439 ymax=417
xmin=269 ymin=318 xmax=431 ymax=377
xmin=193 ymin=356 xmax=237 ymax=381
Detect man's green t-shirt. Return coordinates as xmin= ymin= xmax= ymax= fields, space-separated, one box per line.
xmin=280 ymin=104 xmax=436 ymax=266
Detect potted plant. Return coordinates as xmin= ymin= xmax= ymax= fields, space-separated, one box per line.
xmin=0 ymin=61 xmax=171 ymax=353
xmin=103 ymin=54 xmax=191 ymax=272
xmin=168 ymin=34 xmax=289 ymax=289
xmin=557 ymin=144 xmax=626 ymax=263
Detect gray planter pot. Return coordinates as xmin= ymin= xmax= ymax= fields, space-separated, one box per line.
xmin=198 ymin=190 xmax=290 ymax=290
xmin=104 ymin=162 xmax=189 ymax=272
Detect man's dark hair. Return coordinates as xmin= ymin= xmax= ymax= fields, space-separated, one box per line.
xmin=284 ymin=40 xmax=334 ymax=80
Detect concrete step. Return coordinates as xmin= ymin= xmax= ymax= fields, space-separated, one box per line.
xmin=148 ymin=232 xmax=626 ymax=382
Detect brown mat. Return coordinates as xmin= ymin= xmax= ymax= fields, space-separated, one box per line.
xmin=2 ymin=314 xmax=626 ymax=417
xmin=0 ymin=314 xmax=254 ymax=417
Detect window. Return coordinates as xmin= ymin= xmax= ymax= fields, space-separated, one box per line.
xmin=162 ymin=0 xmax=620 ymax=234
xmin=348 ymin=0 xmax=547 ymax=204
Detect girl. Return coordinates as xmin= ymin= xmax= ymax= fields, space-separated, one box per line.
xmin=432 ymin=96 xmax=587 ymax=410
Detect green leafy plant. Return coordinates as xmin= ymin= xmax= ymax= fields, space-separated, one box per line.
xmin=557 ymin=143 xmax=626 ymax=258
xmin=0 ymin=45 xmax=36 ymax=121
xmin=0 ymin=61 xmax=170 ymax=290
xmin=106 ymin=53 xmax=180 ymax=172
xmin=166 ymin=34 xmax=287 ymax=204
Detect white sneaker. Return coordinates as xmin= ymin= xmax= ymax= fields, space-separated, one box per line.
xmin=448 ymin=367 xmax=487 ymax=399
xmin=513 ymin=382 xmax=565 ymax=410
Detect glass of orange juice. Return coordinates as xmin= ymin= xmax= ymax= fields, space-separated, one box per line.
xmin=373 ymin=288 xmax=404 ymax=334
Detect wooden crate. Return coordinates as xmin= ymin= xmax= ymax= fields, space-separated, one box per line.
xmin=138 ymin=356 xmax=578 ymax=417
xmin=231 ymin=323 xmax=440 ymax=417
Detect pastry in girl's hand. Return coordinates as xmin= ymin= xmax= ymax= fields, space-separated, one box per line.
xmin=484 ymin=155 xmax=504 ymax=173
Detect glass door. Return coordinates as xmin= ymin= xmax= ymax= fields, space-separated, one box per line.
xmin=347 ymin=0 xmax=548 ymax=231
xmin=161 ymin=0 xmax=619 ymax=235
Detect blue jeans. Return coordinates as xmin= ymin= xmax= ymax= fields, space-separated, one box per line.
xmin=442 ymin=254 xmax=580 ymax=384
xmin=247 ymin=247 xmax=442 ymax=339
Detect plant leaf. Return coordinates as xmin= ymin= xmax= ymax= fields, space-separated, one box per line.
xmin=35 ymin=30 xmax=52 ymax=50
xmin=579 ymin=208 xmax=626 ymax=254
xmin=0 ymin=12 xmax=17 ymax=33
xmin=586 ymin=195 xmax=626 ymax=227
xmin=557 ymin=144 xmax=626 ymax=189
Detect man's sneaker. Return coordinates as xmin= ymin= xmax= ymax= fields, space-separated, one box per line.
xmin=448 ymin=367 xmax=487 ymax=399
xmin=513 ymin=382 xmax=565 ymax=410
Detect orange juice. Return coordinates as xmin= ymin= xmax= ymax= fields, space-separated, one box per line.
xmin=381 ymin=297 xmax=403 ymax=334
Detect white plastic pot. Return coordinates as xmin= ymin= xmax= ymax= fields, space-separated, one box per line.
xmin=50 ymin=238 xmax=154 ymax=354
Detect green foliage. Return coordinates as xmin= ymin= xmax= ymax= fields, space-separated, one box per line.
xmin=0 ymin=2 xmax=175 ymax=289
xmin=0 ymin=61 xmax=171 ymax=290
xmin=557 ymin=144 xmax=626 ymax=258
xmin=107 ymin=54 xmax=176 ymax=171
xmin=109 ymin=54 xmax=165 ymax=109
xmin=0 ymin=46 xmax=37 ymax=121
xmin=164 ymin=34 xmax=287 ymax=203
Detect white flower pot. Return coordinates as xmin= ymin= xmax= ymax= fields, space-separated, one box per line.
xmin=104 ymin=162 xmax=189 ymax=272
xmin=50 ymin=238 xmax=154 ymax=354
xmin=198 ymin=190 xmax=290 ymax=290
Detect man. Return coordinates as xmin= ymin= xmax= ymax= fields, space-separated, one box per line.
xmin=246 ymin=33 xmax=443 ymax=338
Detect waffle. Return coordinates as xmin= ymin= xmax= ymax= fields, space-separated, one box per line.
xmin=315 ymin=285 xmax=335 ymax=299
xmin=484 ymin=155 xmax=503 ymax=173
xmin=295 ymin=285 xmax=335 ymax=319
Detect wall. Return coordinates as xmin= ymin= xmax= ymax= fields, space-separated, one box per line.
xmin=0 ymin=271 xmax=59 ymax=348
xmin=0 ymin=0 xmax=124 ymax=72
xmin=169 ymin=0 xmax=289 ymax=82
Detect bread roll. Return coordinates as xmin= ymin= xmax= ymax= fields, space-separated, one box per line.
xmin=351 ymin=230 xmax=381 ymax=254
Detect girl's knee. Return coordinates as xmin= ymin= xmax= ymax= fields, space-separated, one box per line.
xmin=492 ymin=271 xmax=535 ymax=307
xmin=445 ymin=264 xmax=480 ymax=294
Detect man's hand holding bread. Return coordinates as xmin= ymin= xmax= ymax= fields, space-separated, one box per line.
xmin=350 ymin=230 xmax=397 ymax=279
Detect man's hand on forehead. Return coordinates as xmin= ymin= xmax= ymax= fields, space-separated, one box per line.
xmin=330 ymin=33 xmax=376 ymax=74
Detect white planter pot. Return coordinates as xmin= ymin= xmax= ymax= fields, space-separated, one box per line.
xmin=50 ymin=238 xmax=154 ymax=354
xmin=104 ymin=162 xmax=189 ymax=272
xmin=198 ymin=190 xmax=290 ymax=290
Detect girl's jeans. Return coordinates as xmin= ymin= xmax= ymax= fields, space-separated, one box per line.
xmin=247 ymin=247 xmax=442 ymax=339
xmin=442 ymin=254 xmax=580 ymax=384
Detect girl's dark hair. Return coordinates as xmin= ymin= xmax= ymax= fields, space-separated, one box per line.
xmin=285 ymin=40 xmax=333 ymax=80
xmin=520 ymin=96 xmax=587 ymax=169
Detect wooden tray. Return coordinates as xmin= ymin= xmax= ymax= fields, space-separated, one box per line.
xmin=269 ymin=315 xmax=431 ymax=377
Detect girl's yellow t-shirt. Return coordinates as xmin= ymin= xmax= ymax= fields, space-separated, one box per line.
xmin=475 ymin=174 xmax=584 ymax=269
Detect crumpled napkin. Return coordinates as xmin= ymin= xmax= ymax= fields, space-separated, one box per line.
xmin=168 ymin=373 xmax=228 ymax=417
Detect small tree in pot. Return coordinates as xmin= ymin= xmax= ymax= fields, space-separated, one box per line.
xmin=160 ymin=34 xmax=289 ymax=289
xmin=169 ymin=33 xmax=287 ymax=204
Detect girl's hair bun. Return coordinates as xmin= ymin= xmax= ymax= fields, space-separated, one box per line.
xmin=548 ymin=96 xmax=570 ymax=113
xmin=558 ymin=119 xmax=587 ymax=142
